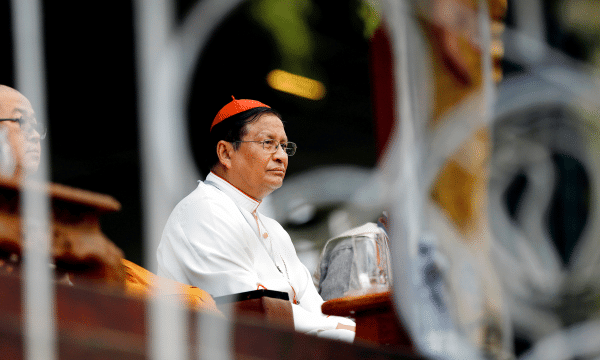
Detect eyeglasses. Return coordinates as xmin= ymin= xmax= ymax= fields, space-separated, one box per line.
xmin=0 ymin=118 xmax=47 ymax=139
xmin=233 ymin=139 xmax=297 ymax=156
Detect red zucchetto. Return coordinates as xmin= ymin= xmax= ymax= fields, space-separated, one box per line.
xmin=210 ymin=96 xmax=271 ymax=131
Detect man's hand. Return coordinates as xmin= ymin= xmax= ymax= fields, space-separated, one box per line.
xmin=336 ymin=323 xmax=356 ymax=332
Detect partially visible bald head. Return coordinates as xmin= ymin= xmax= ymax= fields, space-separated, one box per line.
xmin=0 ymin=85 xmax=41 ymax=177
xmin=0 ymin=85 xmax=22 ymax=95
xmin=0 ymin=85 xmax=28 ymax=113
xmin=0 ymin=85 xmax=16 ymax=92
xmin=0 ymin=85 xmax=20 ymax=100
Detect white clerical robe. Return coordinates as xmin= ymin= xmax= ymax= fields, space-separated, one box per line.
xmin=157 ymin=172 xmax=354 ymax=339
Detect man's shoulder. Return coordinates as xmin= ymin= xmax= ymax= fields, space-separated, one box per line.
xmin=172 ymin=180 xmax=237 ymax=218
xmin=176 ymin=180 xmax=225 ymax=206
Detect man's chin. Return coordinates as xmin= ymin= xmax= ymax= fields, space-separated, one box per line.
xmin=24 ymin=160 xmax=40 ymax=176
xmin=266 ymin=177 xmax=284 ymax=190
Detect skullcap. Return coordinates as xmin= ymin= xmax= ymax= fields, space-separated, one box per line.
xmin=210 ymin=96 xmax=271 ymax=131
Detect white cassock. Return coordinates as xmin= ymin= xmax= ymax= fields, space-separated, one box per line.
xmin=157 ymin=172 xmax=355 ymax=341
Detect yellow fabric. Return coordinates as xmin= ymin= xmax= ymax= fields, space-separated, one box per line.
xmin=430 ymin=128 xmax=490 ymax=236
xmin=121 ymin=259 xmax=222 ymax=316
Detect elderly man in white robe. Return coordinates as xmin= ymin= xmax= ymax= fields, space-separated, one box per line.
xmin=157 ymin=97 xmax=355 ymax=341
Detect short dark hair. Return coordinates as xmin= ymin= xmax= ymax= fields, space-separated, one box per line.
xmin=208 ymin=107 xmax=282 ymax=169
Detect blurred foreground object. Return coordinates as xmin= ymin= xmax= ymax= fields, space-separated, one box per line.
xmin=375 ymin=0 xmax=513 ymax=358
xmin=489 ymin=58 xmax=600 ymax=359
xmin=0 ymin=178 xmax=126 ymax=288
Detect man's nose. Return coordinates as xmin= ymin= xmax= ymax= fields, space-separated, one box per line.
xmin=272 ymin=145 xmax=288 ymax=161
xmin=27 ymin=128 xmax=41 ymax=141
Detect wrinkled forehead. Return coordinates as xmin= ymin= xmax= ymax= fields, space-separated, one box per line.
xmin=0 ymin=88 xmax=35 ymax=119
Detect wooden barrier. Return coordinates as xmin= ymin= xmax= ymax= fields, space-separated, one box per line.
xmin=0 ymin=272 xmax=422 ymax=359
xmin=322 ymin=291 xmax=416 ymax=355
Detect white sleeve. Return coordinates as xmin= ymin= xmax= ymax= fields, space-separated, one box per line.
xmin=292 ymin=303 xmax=337 ymax=332
xmin=291 ymin=258 xmax=356 ymax=333
xmin=292 ymin=303 xmax=356 ymax=333
xmin=158 ymin=195 xmax=260 ymax=297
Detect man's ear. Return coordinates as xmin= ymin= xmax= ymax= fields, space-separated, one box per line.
xmin=216 ymin=140 xmax=234 ymax=169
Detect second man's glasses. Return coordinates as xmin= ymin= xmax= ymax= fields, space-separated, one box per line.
xmin=0 ymin=118 xmax=47 ymax=139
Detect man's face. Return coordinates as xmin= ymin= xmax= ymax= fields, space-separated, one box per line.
xmin=0 ymin=89 xmax=41 ymax=176
xmin=228 ymin=113 xmax=288 ymax=200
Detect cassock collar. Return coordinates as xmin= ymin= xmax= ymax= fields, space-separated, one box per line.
xmin=205 ymin=172 xmax=261 ymax=213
